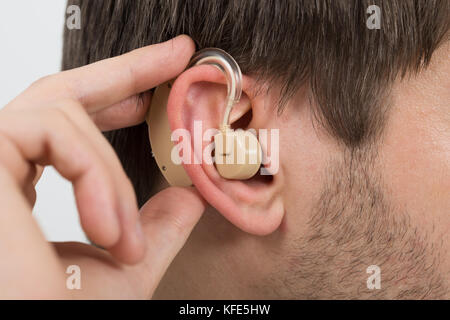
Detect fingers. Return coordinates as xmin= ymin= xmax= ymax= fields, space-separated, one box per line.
xmin=0 ymin=133 xmax=37 ymax=206
xmin=0 ymin=132 xmax=34 ymax=189
xmin=5 ymin=35 xmax=194 ymax=135
xmin=0 ymin=167 xmax=67 ymax=299
xmin=58 ymin=100 xmax=145 ymax=263
xmin=134 ymin=187 xmax=206 ymax=296
xmin=0 ymin=36 xmax=196 ymax=272
xmin=91 ymin=92 xmax=152 ymax=132
xmin=9 ymin=35 xmax=195 ymax=116
xmin=49 ymin=188 xmax=205 ymax=299
xmin=0 ymin=107 xmax=140 ymax=263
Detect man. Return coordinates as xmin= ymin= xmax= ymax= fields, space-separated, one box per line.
xmin=0 ymin=35 xmax=202 ymax=299
xmin=0 ymin=0 xmax=448 ymax=299
xmin=62 ymin=0 xmax=450 ymax=299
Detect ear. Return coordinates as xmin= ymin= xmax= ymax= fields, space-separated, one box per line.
xmin=167 ymin=65 xmax=284 ymax=235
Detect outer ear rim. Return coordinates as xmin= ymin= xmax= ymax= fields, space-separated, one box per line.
xmin=166 ymin=65 xmax=284 ymax=236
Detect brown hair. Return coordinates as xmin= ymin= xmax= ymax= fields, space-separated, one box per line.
xmin=63 ymin=0 xmax=449 ymax=206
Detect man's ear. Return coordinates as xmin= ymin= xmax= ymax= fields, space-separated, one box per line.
xmin=167 ymin=65 xmax=284 ymax=235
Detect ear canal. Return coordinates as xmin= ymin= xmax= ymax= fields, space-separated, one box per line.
xmin=214 ymin=128 xmax=262 ymax=180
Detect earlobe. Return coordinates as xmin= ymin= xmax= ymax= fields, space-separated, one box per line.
xmin=166 ymin=64 xmax=285 ymax=235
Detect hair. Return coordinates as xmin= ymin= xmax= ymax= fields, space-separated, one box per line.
xmin=62 ymin=1 xmax=450 ymax=299
xmin=62 ymin=0 xmax=449 ymax=206
xmin=274 ymin=149 xmax=448 ymax=299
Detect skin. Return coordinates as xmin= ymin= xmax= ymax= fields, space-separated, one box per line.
xmin=0 ymin=35 xmax=207 ymax=299
xmin=1 ymin=34 xmax=448 ymax=299
xmin=153 ymin=41 xmax=450 ymax=299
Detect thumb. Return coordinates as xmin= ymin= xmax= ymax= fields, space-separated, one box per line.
xmin=137 ymin=187 xmax=206 ymax=296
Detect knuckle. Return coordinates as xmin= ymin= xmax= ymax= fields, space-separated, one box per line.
xmin=29 ymin=74 xmax=54 ymax=91
xmin=0 ymin=159 xmax=16 ymax=187
xmin=0 ymin=131 xmax=17 ymax=165
xmin=55 ymin=99 xmax=85 ymax=119
xmin=45 ymin=107 xmax=70 ymax=127
xmin=29 ymin=74 xmax=78 ymax=103
xmin=39 ymin=107 xmax=75 ymax=141
xmin=165 ymin=214 xmax=187 ymax=236
xmin=152 ymin=208 xmax=188 ymax=237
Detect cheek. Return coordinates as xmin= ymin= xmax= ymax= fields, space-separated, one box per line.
xmin=380 ymin=84 xmax=450 ymax=240
xmin=276 ymin=110 xmax=335 ymax=235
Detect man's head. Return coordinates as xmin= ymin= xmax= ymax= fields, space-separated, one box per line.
xmin=63 ymin=0 xmax=450 ymax=298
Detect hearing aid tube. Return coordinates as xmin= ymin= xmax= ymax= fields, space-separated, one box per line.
xmin=187 ymin=48 xmax=243 ymax=129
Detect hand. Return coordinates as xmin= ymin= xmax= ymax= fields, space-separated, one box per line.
xmin=0 ymin=35 xmax=205 ymax=299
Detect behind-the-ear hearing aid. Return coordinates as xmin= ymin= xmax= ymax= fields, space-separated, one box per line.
xmin=146 ymin=48 xmax=262 ymax=187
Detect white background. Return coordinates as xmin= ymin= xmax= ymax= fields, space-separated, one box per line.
xmin=0 ymin=1 xmax=88 ymax=243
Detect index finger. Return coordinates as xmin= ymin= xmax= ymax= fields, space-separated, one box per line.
xmin=13 ymin=35 xmax=195 ymax=113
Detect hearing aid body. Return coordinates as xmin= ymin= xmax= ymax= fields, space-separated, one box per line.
xmin=146 ymin=48 xmax=262 ymax=187
xmin=147 ymin=81 xmax=193 ymax=187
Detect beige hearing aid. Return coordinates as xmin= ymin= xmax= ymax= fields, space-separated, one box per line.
xmin=146 ymin=48 xmax=262 ymax=187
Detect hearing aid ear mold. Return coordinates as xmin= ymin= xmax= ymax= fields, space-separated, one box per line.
xmin=146 ymin=48 xmax=262 ymax=187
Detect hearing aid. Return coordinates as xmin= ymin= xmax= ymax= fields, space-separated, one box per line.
xmin=146 ymin=48 xmax=262 ymax=187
